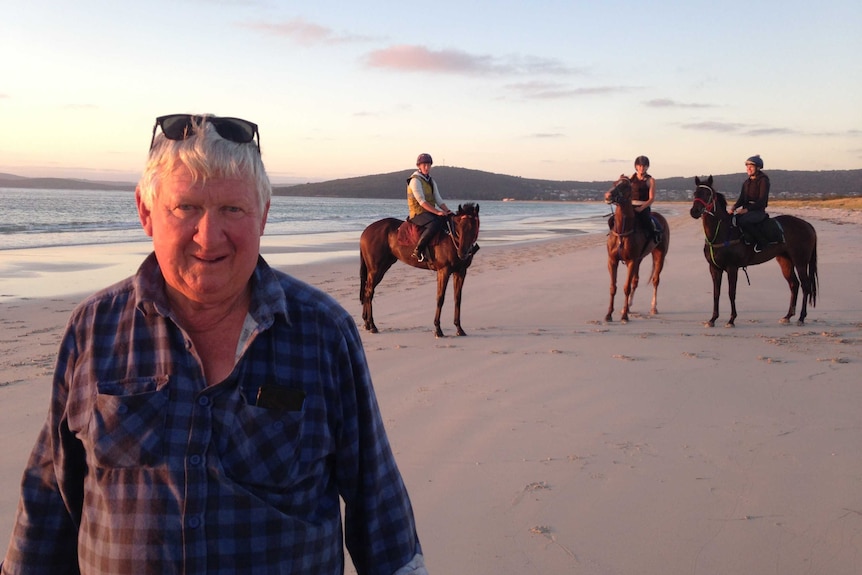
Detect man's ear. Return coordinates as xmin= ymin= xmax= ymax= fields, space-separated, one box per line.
xmin=260 ymin=201 xmax=270 ymax=234
xmin=136 ymin=186 xmax=154 ymax=237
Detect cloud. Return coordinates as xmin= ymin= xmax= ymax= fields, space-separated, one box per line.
xmin=506 ymin=81 xmax=634 ymax=100
xmin=680 ymin=121 xmax=745 ymax=133
xmin=528 ymin=133 xmax=565 ymax=139
xmin=364 ymin=45 xmax=576 ymax=76
xmin=744 ymin=127 xmax=797 ymax=137
xmin=245 ymin=18 xmax=372 ymax=45
xmin=643 ymin=98 xmax=714 ymax=109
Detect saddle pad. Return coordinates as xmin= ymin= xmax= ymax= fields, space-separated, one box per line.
xmin=397 ymin=221 xmax=421 ymax=246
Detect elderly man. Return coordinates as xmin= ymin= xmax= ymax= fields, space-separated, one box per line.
xmin=2 ymin=114 xmax=427 ymax=575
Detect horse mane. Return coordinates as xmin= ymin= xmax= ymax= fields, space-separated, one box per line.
xmin=457 ymin=202 xmax=479 ymax=216
xmin=714 ymin=191 xmax=728 ymax=212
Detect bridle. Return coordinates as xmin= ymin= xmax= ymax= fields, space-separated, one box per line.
xmin=447 ymin=212 xmax=480 ymax=260
xmin=606 ymin=176 xmax=635 ymax=238
xmin=606 ymin=176 xmax=631 ymax=206
xmin=692 ymin=184 xmax=716 ymax=215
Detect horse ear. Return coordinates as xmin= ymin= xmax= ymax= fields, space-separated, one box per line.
xmin=708 ymin=175 xmax=713 ymax=185
xmin=695 ymin=176 xmax=702 ymax=185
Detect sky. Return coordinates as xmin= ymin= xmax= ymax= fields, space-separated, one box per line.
xmin=1 ymin=0 xmax=860 ymax=185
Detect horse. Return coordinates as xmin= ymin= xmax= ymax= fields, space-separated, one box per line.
xmin=689 ymin=175 xmax=818 ymax=327
xmin=604 ymin=175 xmax=670 ymax=323
xmin=360 ymin=203 xmax=480 ymax=337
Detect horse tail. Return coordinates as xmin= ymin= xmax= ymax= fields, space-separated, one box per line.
xmin=359 ymin=251 xmax=368 ymax=304
xmin=807 ymin=231 xmax=818 ymax=307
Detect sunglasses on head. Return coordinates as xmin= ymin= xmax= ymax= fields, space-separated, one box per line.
xmin=150 ymin=114 xmax=260 ymax=151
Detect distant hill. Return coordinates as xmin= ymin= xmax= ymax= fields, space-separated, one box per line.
xmin=275 ymin=166 xmax=862 ymax=202
xmin=2 ymin=168 xmax=860 ymax=201
xmin=0 ymin=174 xmax=135 ymax=191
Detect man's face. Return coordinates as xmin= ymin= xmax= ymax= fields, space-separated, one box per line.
xmin=136 ymin=166 xmax=269 ymax=307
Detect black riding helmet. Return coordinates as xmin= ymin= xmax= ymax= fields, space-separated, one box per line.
xmin=416 ymin=153 xmax=433 ymax=166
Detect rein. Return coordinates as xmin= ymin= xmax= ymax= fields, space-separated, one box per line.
xmin=695 ymin=184 xmax=751 ymax=284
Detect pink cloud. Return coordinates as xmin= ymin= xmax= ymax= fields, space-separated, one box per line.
xmin=365 ymin=45 xmax=493 ymax=73
xmin=245 ymin=18 xmax=370 ymax=45
xmin=364 ymin=45 xmax=574 ymax=76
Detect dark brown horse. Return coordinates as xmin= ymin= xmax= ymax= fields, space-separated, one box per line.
xmin=360 ymin=203 xmax=480 ymax=337
xmin=689 ymin=175 xmax=818 ymax=327
xmin=604 ymin=175 xmax=670 ymax=323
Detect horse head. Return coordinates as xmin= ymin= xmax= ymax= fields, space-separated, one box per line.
xmin=690 ymin=176 xmax=727 ymax=219
xmin=604 ymin=175 xmax=632 ymax=206
xmin=452 ymin=203 xmax=480 ymax=260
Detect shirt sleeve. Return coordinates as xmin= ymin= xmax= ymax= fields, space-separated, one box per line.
xmin=2 ymin=327 xmax=85 ymax=574
xmin=332 ymin=316 xmax=423 ymax=575
xmin=409 ymin=177 xmax=426 ymax=204
xmin=431 ymin=180 xmax=444 ymax=206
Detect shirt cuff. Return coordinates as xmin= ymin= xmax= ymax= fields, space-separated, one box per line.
xmin=393 ymin=553 xmax=428 ymax=575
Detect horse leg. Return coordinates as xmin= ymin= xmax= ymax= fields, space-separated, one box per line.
xmin=606 ymin=257 xmax=619 ymax=322
xmin=648 ymin=248 xmax=667 ymax=315
xmin=434 ymin=269 xmax=451 ymax=338
xmin=452 ymin=270 xmax=467 ymax=336
xmin=775 ymin=255 xmax=800 ymax=324
xmin=360 ymin=253 xmax=396 ymax=334
xmin=725 ymin=267 xmax=739 ymax=327
xmin=621 ymin=260 xmax=641 ymax=323
xmin=706 ymin=266 xmax=722 ymax=327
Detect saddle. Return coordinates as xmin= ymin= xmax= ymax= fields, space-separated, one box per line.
xmin=733 ymin=214 xmax=785 ymax=245
xmin=397 ymin=218 xmax=453 ymax=247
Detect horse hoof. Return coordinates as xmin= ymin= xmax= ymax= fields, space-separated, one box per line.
xmin=779 ymin=317 xmax=790 ymax=324
xmin=369 ymin=327 xmax=379 ymax=334
xmin=456 ymin=329 xmax=467 ymax=336
xmin=724 ymin=322 xmax=735 ymax=328
xmin=704 ymin=321 xmax=715 ymax=328
xmin=796 ymin=319 xmax=805 ymax=326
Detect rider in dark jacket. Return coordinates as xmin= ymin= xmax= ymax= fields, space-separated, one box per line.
xmin=730 ymin=155 xmax=770 ymax=252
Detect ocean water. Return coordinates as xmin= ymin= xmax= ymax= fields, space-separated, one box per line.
xmin=0 ymin=188 xmax=613 ymax=252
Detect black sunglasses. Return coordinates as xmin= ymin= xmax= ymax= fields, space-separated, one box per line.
xmin=150 ymin=114 xmax=260 ymax=151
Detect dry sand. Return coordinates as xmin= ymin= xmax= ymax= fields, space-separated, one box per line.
xmin=1 ymin=203 xmax=860 ymax=574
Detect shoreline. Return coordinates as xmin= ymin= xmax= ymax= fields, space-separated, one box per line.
xmin=2 ymin=204 xmax=861 ymax=574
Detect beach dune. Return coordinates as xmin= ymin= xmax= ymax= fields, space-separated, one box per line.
xmin=1 ymin=204 xmax=860 ymax=574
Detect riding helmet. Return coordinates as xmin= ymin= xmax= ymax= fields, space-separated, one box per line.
xmin=416 ymin=153 xmax=433 ymax=166
xmin=745 ymin=155 xmax=764 ymax=169
xmin=634 ymin=155 xmax=650 ymax=168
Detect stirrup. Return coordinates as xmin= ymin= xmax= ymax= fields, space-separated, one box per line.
xmin=412 ymin=248 xmax=425 ymax=262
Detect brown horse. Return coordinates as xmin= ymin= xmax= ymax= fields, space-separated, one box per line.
xmin=689 ymin=175 xmax=818 ymax=327
xmin=360 ymin=203 xmax=480 ymax=337
xmin=604 ymin=175 xmax=670 ymax=323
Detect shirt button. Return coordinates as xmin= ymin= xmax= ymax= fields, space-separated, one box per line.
xmin=188 ymin=516 xmax=201 ymax=529
xmin=117 ymin=404 xmax=129 ymax=415
xmin=189 ymin=454 xmax=202 ymax=466
xmin=197 ymin=396 xmax=210 ymax=407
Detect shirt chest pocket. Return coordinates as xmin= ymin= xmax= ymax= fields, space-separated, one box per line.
xmin=90 ymin=377 xmax=169 ymax=468
xmin=213 ymin=400 xmax=309 ymax=491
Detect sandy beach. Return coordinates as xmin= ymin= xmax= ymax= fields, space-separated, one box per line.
xmin=1 ymin=203 xmax=860 ymax=574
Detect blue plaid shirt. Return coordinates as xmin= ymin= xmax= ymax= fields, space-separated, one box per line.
xmin=2 ymin=254 xmax=424 ymax=574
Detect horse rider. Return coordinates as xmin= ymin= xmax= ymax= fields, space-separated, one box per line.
xmin=729 ymin=154 xmax=770 ymax=252
xmin=630 ymin=155 xmax=661 ymax=244
xmin=407 ymin=153 xmax=452 ymax=262
xmin=607 ymin=155 xmax=661 ymax=244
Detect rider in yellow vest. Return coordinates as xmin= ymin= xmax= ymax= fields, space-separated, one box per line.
xmin=407 ymin=153 xmax=451 ymax=262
